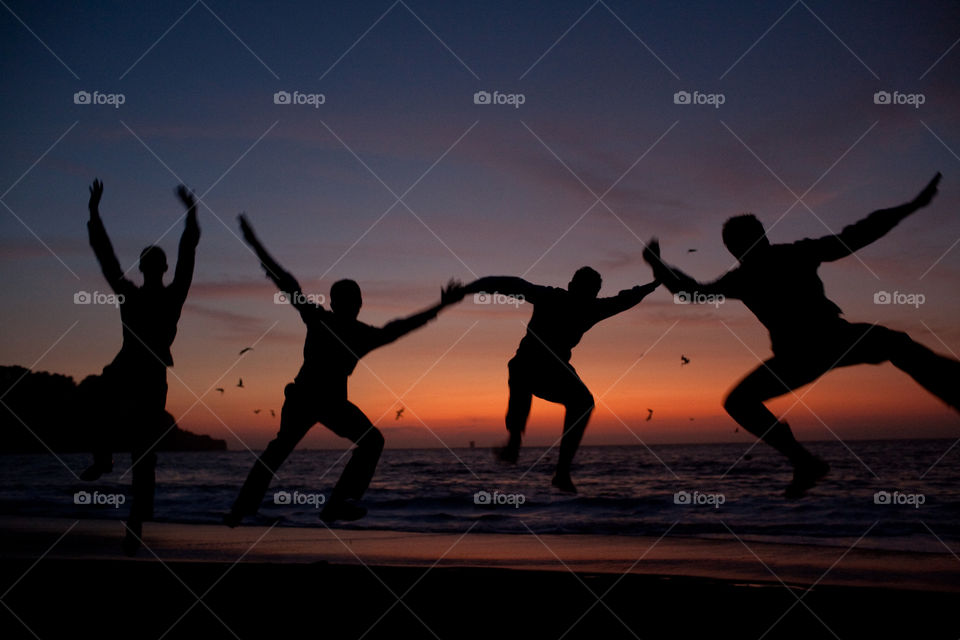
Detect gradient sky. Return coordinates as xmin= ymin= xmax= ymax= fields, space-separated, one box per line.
xmin=1 ymin=1 xmax=959 ymax=450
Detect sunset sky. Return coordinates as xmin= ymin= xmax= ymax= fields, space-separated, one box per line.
xmin=1 ymin=1 xmax=958 ymax=450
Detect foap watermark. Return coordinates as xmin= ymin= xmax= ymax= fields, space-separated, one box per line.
xmin=873 ymin=490 xmax=925 ymax=509
xmin=673 ymin=490 xmax=725 ymax=508
xmin=273 ymin=90 xmax=326 ymax=108
xmin=74 ymin=290 xmax=124 ymax=307
xmin=274 ymin=490 xmax=326 ymax=509
xmin=673 ymin=90 xmax=725 ymax=109
xmin=873 ymin=90 xmax=925 ymax=109
xmin=473 ymin=490 xmax=525 ymax=508
xmin=674 ymin=291 xmax=724 ymax=308
xmin=874 ymin=290 xmax=925 ymax=308
xmin=73 ymin=90 xmax=126 ymax=109
xmin=473 ymin=292 xmax=524 ymax=307
xmin=473 ymin=90 xmax=525 ymax=109
xmin=74 ymin=490 xmax=125 ymax=508
xmin=275 ymin=291 xmax=326 ymax=306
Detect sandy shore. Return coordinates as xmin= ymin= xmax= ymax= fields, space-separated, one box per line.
xmin=1 ymin=516 xmax=958 ymax=638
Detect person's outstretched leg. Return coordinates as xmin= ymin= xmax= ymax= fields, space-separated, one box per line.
xmin=723 ymin=357 xmax=828 ymax=497
xmin=837 ymin=324 xmax=960 ymax=411
xmin=320 ymin=401 xmax=383 ymax=523
xmin=500 ymin=357 xmax=533 ymax=464
xmin=226 ymin=383 xmax=312 ymax=526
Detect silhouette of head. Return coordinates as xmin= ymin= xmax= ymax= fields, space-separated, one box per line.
xmin=722 ymin=214 xmax=769 ymax=261
xmin=330 ymin=279 xmax=362 ymax=319
xmin=568 ymin=266 xmax=602 ymax=300
xmin=139 ymin=245 xmax=168 ymax=278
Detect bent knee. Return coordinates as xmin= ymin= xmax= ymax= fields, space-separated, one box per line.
xmin=361 ymin=427 xmax=385 ymax=452
xmin=860 ymin=326 xmax=915 ymax=364
xmin=723 ymin=389 xmax=747 ymax=415
xmin=568 ymin=390 xmax=595 ymax=413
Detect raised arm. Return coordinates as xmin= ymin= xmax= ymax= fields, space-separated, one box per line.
xmin=643 ymin=238 xmax=736 ymax=298
xmin=170 ymin=185 xmax=201 ymax=305
xmin=375 ymin=279 xmax=465 ymax=347
xmin=238 ymin=214 xmax=311 ymax=315
xmin=805 ymin=172 xmax=941 ymax=262
xmin=461 ymin=276 xmax=543 ymax=302
xmin=86 ymin=179 xmax=133 ymax=294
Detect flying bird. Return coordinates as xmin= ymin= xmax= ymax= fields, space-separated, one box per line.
xmin=214 ymin=388 xmax=225 ymax=394
xmin=645 ymin=408 xmax=653 ymax=422
xmin=680 ymin=355 xmax=690 ymax=366
xmin=239 ymin=347 xmax=254 ymax=355
xmin=237 ymin=378 xmax=244 ymax=388
xmin=395 ymin=407 xmax=405 ymax=421
xmin=687 ymin=248 xmax=697 ymax=253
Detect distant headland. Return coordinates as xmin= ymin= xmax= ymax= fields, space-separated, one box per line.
xmin=0 ymin=365 xmax=226 ymax=453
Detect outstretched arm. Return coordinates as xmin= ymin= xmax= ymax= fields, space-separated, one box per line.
xmin=461 ymin=276 xmax=542 ymax=303
xmin=376 ymin=280 xmax=465 ymax=347
xmin=170 ymin=185 xmax=201 ymax=305
xmin=86 ymin=179 xmax=133 ymax=294
xmin=238 ymin=214 xmax=310 ymax=314
xmin=643 ymin=238 xmax=735 ymax=297
xmin=592 ymin=278 xmax=660 ymax=321
xmin=808 ymin=172 xmax=941 ymax=262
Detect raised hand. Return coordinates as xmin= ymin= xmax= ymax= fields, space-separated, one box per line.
xmin=912 ymin=172 xmax=941 ymax=209
xmin=440 ymin=278 xmax=465 ymax=306
xmin=88 ymin=179 xmax=104 ymax=215
xmin=642 ymin=238 xmax=661 ymax=266
xmin=176 ymin=185 xmax=198 ymax=213
xmin=238 ymin=213 xmax=258 ymax=246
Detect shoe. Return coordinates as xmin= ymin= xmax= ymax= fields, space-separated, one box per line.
xmin=493 ymin=436 xmax=521 ymax=465
xmin=222 ymin=511 xmax=244 ymax=528
xmin=80 ymin=460 xmax=113 ymax=481
xmin=320 ymin=500 xmax=367 ymax=524
xmin=784 ymin=455 xmax=830 ymax=499
xmin=122 ymin=520 xmax=142 ymax=557
xmin=551 ymin=471 xmax=577 ymax=494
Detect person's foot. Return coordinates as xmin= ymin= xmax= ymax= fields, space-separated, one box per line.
xmin=319 ymin=499 xmax=367 ymax=524
xmin=551 ymin=470 xmax=577 ymax=494
xmin=222 ymin=511 xmax=244 ymax=528
xmin=494 ymin=435 xmax=521 ymax=464
xmin=784 ymin=455 xmax=830 ymax=499
xmin=80 ymin=460 xmax=113 ymax=481
xmin=122 ymin=521 xmax=142 ymax=557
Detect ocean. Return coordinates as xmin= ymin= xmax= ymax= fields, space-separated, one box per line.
xmin=1 ymin=439 xmax=957 ymax=553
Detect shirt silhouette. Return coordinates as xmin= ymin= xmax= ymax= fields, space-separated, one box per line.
xmin=81 ymin=179 xmax=199 ymax=554
xmin=463 ymin=268 xmax=659 ymax=492
xmin=645 ymin=173 xmax=958 ymax=497
xmin=226 ymin=214 xmax=463 ymax=525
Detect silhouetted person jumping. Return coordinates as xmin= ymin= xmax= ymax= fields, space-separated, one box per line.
xmin=644 ymin=172 xmax=958 ymax=497
xmin=225 ymin=214 xmax=464 ymax=525
xmin=81 ymin=179 xmax=200 ymax=554
xmin=462 ymin=269 xmax=659 ymax=493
